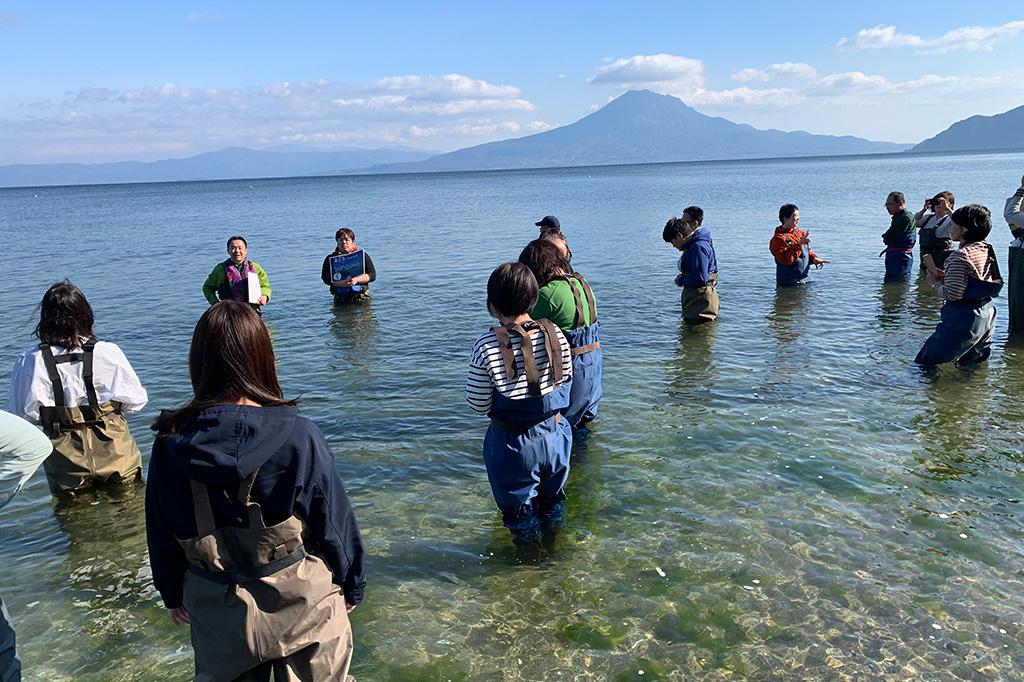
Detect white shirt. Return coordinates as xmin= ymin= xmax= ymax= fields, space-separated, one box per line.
xmin=921 ymin=213 xmax=953 ymax=239
xmin=0 ymin=410 xmax=52 ymax=508
xmin=7 ymin=340 xmax=149 ymax=424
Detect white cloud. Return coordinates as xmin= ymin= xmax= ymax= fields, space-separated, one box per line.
xmin=732 ymin=62 xmax=818 ymax=83
xmin=1 ymin=73 xmax=539 ymax=163
xmin=186 ymin=12 xmax=224 ymax=23
xmin=587 ymin=53 xmax=705 ymax=91
xmin=838 ymin=20 xmax=1024 ymax=53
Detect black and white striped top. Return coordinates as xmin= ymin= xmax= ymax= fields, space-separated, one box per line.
xmin=466 ymin=326 xmax=573 ymax=414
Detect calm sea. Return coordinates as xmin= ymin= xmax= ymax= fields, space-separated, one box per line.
xmin=2 ymin=151 xmax=1023 ymax=680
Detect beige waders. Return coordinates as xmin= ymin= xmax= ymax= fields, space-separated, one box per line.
xmin=37 ymin=339 xmax=143 ymax=495
xmin=681 ymin=273 xmax=720 ymax=325
xmin=180 ymin=470 xmax=354 ymax=682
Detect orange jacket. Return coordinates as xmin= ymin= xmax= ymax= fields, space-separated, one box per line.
xmin=770 ymin=226 xmax=819 ymax=265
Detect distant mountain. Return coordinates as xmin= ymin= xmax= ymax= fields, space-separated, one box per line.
xmin=0 ymin=146 xmax=437 ymax=188
xmin=369 ymin=90 xmax=909 ymax=174
xmin=913 ymin=104 xmax=1024 ymax=153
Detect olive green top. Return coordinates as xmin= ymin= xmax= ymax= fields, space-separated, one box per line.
xmin=532 ymin=278 xmax=596 ymax=331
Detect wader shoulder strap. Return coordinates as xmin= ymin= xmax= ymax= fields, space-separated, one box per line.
xmin=505 ymin=322 xmax=542 ymax=396
xmin=189 ymin=480 xmax=217 ymax=537
xmin=38 ymin=343 xmax=66 ymax=408
xmin=535 ymin=319 xmax=564 ymax=386
xmin=571 ymin=273 xmax=598 ymax=325
xmin=80 ymin=338 xmax=99 ymax=408
xmin=490 ymin=325 xmax=518 ymax=382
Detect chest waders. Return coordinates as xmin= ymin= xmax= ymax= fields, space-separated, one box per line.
xmin=681 ymin=271 xmax=720 ymax=325
xmin=484 ymin=320 xmax=572 ymax=543
xmin=776 ymin=244 xmax=811 ymax=286
xmin=916 ymin=245 xmax=1004 ymax=367
xmin=37 ymin=339 xmax=143 ymax=495
xmin=918 ymin=218 xmax=954 ymax=270
xmin=552 ymin=274 xmax=604 ymax=428
xmin=180 ymin=470 xmax=353 ymax=682
xmin=1008 ymin=241 xmax=1024 ymax=334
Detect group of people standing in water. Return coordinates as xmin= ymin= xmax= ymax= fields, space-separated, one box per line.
xmin=1 ymin=175 xmax=1023 ymax=680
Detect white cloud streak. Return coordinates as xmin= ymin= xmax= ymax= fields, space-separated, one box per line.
xmin=838 ymin=20 xmax=1024 ymax=53
xmin=587 ymin=53 xmax=704 ymax=92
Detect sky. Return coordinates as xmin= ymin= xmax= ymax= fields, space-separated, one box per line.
xmin=1 ymin=1 xmax=1022 ymax=164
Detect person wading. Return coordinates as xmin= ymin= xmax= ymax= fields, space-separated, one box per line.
xmin=202 ymin=235 xmax=271 ymax=313
xmin=881 ymin=191 xmax=916 ymax=280
xmin=8 ymin=281 xmax=147 ymax=495
xmin=664 ymin=206 xmax=720 ymax=323
xmin=146 ymin=300 xmax=364 ymax=681
xmin=1003 ymin=175 xmax=1024 ymax=333
xmin=915 ymin=192 xmax=956 ymax=279
xmin=770 ymin=204 xmax=827 ymax=286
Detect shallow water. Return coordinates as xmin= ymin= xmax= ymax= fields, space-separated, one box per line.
xmin=2 ymin=151 xmax=1024 ymax=680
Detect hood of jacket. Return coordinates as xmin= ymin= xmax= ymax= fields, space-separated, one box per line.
xmin=684 ymin=227 xmax=714 ymax=250
xmin=160 ymin=404 xmax=299 ymax=486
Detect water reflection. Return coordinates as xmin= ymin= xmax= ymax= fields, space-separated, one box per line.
xmin=668 ymin=319 xmax=718 ymax=416
xmin=327 ymin=302 xmax=379 ymax=372
xmin=766 ymin=285 xmax=809 ymax=345
xmin=911 ymin=366 xmax=991 ymax=482
xmin=876 ymin=278 xmax=910 ymax=330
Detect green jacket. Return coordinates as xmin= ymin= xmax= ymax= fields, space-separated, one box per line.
xmin=533 ymin=278 xmax=596 ymax=332
xmin=202 ymin=260 xmax=272 ymax=305
xmin=882 ymin=209 xmax=916 ymax=245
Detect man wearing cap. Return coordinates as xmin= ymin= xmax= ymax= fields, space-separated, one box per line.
xmin=536 ymin=215 xmax=561 ymax=236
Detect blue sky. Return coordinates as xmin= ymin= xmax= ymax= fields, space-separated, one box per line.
xmin=1 ymin=1 xmax=1022 ymax=163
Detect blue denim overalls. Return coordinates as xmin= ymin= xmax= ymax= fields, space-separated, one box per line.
xmin=484 ymin=320 xmax=572 ymax=543
xmin=916 ymin=244 xmax=1003 ymax=367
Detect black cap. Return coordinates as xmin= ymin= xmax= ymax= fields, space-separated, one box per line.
xmin=535 ymin=215 xmax=560 ymax=229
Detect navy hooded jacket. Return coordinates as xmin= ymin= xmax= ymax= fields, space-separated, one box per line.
xmin=145 ymin=404 xmax=365 ymax=609
xmin=677 ymin=227 xmax=719 ymax=288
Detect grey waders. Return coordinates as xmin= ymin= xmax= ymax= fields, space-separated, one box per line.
xmin=180 ymin=470 xmax=354 ymax=681
xmin=37 ymin=338 xmax=142 ymax=495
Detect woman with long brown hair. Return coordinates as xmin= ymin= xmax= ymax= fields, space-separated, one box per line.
xmin=145 ymin=300 xmax=364 ymax=681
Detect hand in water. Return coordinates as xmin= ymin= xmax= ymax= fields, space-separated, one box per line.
xmin=169 ymin=606 xmax=191 ymax=625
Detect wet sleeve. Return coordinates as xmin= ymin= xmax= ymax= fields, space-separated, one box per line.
xmin=202 ymin=265 xmax=222 ymax=305
xmin=0 ymin=410 xmax=51 ymax=507
xmin=364 ymin=254 xmax=376 ymax=283
xmin=254 ymin=263 xmax=272 ymax=300
xmin=295 ymin=426 xmax=366 ymax=606
xmin=145 ymin=441 xmax=189 ymax=609
xmin=321 ymin=256 xmax=332 ymax=286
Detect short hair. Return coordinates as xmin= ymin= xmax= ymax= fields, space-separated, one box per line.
xmin=662 ymin=217 xmax=687 ymax=242
xmin=887 ymin=191 xmax=905 ymax=205
xmin=778 ymin=204 xmax=799 ymax=224
xmin=226 ymin=235 xmax=247 ymax=248
xmin=35 ymin=281 xmax=95 ymax=350
xmin=519 ymin=239 xmax=570 ymax=288
xmin=952 ymin=204 xmax=992 ymax=243
xmin=487 ymin=262 xmax=539 ymax=317
xmin=682 ymin=206 xmax=704 ymax=226
xmin=335 ymin=228 xmax=355 ymax=241
xmin=932 ymin=191 xmax=955 ymax=208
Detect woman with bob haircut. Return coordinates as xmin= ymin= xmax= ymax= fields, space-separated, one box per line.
xmin=916 ymin=204 xmax=1003 ymax=367
xmin=518 ymin=238 xmax=602 ymax=436
xmin=770 ymin=204 xmax=827 ymax=286
xmin=466 ymin=262 xmax=573 ymax=545
xmin=8 ymin=281 xmax=147 ymax=495
xmin=145 ymin=300 xmax=365 ymax=681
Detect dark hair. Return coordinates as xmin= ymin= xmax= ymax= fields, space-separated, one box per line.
xmin=335 ymin=227 xmax=355 ymax=241
xmin=952 ymin=204 xmax=992 ymax=243
xmin=154 ymin=300 xmax=296 ymax=434
xmin=932 ymin=191 xmax=955 ymax=208
xmin=34 ymin=281 xmax=95 ymax=350
xmin=682 ymin=206 xmax=704 ymax=226
xmin=518 ymin=239 xmax=570 ymax=288
xmin=487 ymin=262 xmax=538 ymax=317
xmin=887 ymin=191 xmax=905 ymax=205
xmin=662 ymin=217 xmax=687 ymax=242
xmin=227 ymin=235 xmax=247 ymax=248
xmin=778 ymin=204 xmax=799 ymax=224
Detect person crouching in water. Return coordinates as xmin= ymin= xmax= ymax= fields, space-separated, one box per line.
xmin=881 ymin=191 xmax=916 ymax=280
xmin=321 ymin=227 xmax=377 ymax=305
xmin=466 ymin=263 xmax=573 ymax=544
xmin=915 ymin=205 xmax=1003 ymax=368
xmin=770 ymin=204 xmax=827 ymax=286
xmin=518 ymin=239 xmax=602 ymax=436
xmin=8 ymin=281 xmax=147 ymax=495
xmin=663 ymin=206 xmax=720 ymax=324
xmin=146 ymin=300 xmax=365 ymax=681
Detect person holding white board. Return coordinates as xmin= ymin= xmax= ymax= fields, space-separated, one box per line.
xmin=321 ymin=228 xmax=376 ymax=305
xmin=201 ymin=235 xmax=272 ymax=313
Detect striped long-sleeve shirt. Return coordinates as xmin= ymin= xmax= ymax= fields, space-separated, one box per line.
xmin=466 ymin=325 xmax=573 ymax=415
xmin=940 ymin=242 xmax=998 ymax=302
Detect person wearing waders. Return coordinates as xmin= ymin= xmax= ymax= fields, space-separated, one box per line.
xmin=915 ymin=205 xmax=1003 ymax=368
xmin=770 ymin=204 xmax=827 ymax=286
xmin=915 ymin=192 xmax=956 ymax=279
xmin=320 ymin=228 xmax=377 ymax=305
xmin=146 ymin=301 xmax=364 ymax=681
xmin=663 ymin=207 xmax=720 ymax=324
xmin=0 ymin=410 xmax=53 ymax=681
xmin=202 ymin=235 xmax=271 ymax=313
xmin=880 ymin=192 xmax=916 ymax=280
xmin=466 ymin=263 xmax=573 ymax=544
xmin=1003 ymin=175 xmax=1024 ymax=333
xmin=518 ymin=239 xmax=603 ymax=439
xmin=7 ymin=281 xmax=147 ymax=495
